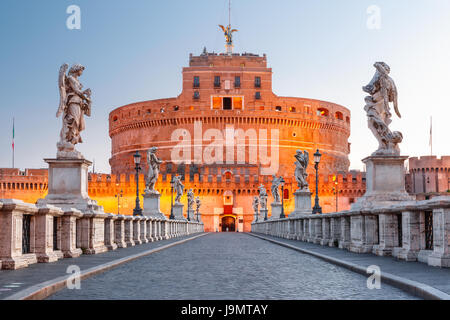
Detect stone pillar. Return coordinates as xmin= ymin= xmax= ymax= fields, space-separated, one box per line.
xmin=114 ymin=215 xmax=127 ymax=248
xmin=302 ymin=219 xmax=309 ymax=242
xmin=339 ymin=216 xmax=351 ymax=250
xmin=350 ymin=214 xmax=378 ymax=253
xmin=104 ymin=213 xmax=118 ymax=251
xmin=143 ymin=192 xmax=167 ymax=220
xmin=270 ymin=203 xmax=282 ymax=220
xmin=173 ymin=203 xmax=186 ymax=221
xmin=124 ymin=216 xmax=135 ymax=247
xmin=37 ymin=159 xmax=104 ymax=214
xmin=161 ymin=219 xmax=169 ymax=240
xmin=320 ymin=218 xmax=331 ymax=246
xmin=35 ymin=204 xmax=64 ymax=262
xmin=351 ymin=156 xmax=414 ymax=210
xmin=140 ymin=217 xmax=148 ymax=243
xmin=290 ymin=189 xmax=313 ymax=217
xmin=296 ymin=219 xmax=304 ymax=241
xmin=146 ymin=218 xmax=154 ymax=242
xmin=133 ymin=217 xmax=142 ymax=245
xmin=61 ymin=209 xmax=83 ymax=258
xmin=373 ymin=213 xmax=398 ymax=257
xmin=329 ymin=217 xmax=341 ymax=247
xmin=394 ymin=211 xmax=421 ymax=261
xmin=428 ymin=207 xmax=450 ymax=267
xmin=0 ymin=200 xmax=38 ymax=270
xmin=313 ymin=218 xmax=323 ymax=244
xmin=79 ymin=212 xmax=108 ymax=255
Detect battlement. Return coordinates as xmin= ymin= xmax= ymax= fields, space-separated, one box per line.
xmin=409 ymin=156 xmax=450 ymax=171
xmin=189 ymin=51 xmax=267 ymax=68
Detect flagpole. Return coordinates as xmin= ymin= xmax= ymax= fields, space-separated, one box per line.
xmin=12 ymin=117 xmax=15 ymax=169
xmin=430 ymin=116 xmax=433 ymax=157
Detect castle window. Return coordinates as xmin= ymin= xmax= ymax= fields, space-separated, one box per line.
xmin=284 ymin=188 xmax=289 ymax=200
xmin=193 ymin=91 xmax=200 ymax=100
xmin=173 ymin=105 xmax=180 ymax=111
xmin=223 ymin=97 xmax=232 ymax=110
xmin=113 ymin=116 xmax=118 ymax=122
xmin=275 ymin=106 xmax=282 ymax=112
xmin=146 ymin=109 xmax=151 ymax=114
xmin=290 ymin=107 xmax=296 ymax=112
xmin=255 ymin=92 xmax=261 ymax=100
xmin=235 ymin=76 xmax=241 ymax=88
xmin=317 ymin=108 xmax=329 ymax=117
xmin=233 ymin=97 xmax=243 ymax=110
xmin=335 ymin=111 xmax=343 ymax=120
xmin=346 ymin=116 xmax=350 ymax=123
xmin=193 ymin=76 xmax=200 ymax=88
xmin=255 ymin=76 xmax=261 ymax=88
xmin=214 ymin=76 xmax=221 ymax=88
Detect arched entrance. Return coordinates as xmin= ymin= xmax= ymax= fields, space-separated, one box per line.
xmin=221 ymin=216 xmax=236 ymax=232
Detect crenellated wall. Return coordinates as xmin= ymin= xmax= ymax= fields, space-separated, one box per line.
xmin=0 ymin=167 xmax=367 ymax=232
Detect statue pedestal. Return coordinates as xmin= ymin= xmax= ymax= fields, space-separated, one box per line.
xmin=259 ymin=209 xmax=268 ymax=222
xmin=352 ymin=155 xmax=414 ymax=210
xmin=290 ymin=189 xmax=312 ymax=217
xmin=270 ymin=203 xmax=282 ymax=220
xmin=173 ymin=203 xmax=187 ymax=221
xmin=143 ymin=192 xmax=166 ymax=220
xmin=37 ymin=158 xmax=103 ymax=213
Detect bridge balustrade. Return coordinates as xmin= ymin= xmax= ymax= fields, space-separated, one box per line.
xmin=251 ymin=196 xmax=450 ymax=268
xmin=0 ymin=199 xmax=204 ymax=270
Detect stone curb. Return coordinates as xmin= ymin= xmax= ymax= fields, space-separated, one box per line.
xmin=3 ymin=233 xmax=208 ymax=300
xmin=248 ymin=233 xmax=450 ymax=301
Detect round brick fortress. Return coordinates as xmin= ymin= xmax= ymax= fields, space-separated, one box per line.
xmin=108 ymin=51 xmax=351 ymax=231
xmin=109 ymin=52 xmax=350 ymax=177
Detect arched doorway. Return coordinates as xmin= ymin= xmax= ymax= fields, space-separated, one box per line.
xmin=221 ymin=216 xmax=236 ymax=232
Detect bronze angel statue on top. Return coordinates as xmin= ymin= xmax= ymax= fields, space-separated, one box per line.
xmin=219 ymin=25 xmax=238 ymax=45
xmin=56 ymin=63 xmax=92 ymax=159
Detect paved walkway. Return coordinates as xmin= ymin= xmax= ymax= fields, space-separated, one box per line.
xmin=249 ymin=233 xmax=450 ymax=298
xmin=48 ymin=233 xmax=417 ymax=300
xmin=0 ymin=234 xmax=204 ymax=300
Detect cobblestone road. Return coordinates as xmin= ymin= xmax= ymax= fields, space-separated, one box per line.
xmin=48 ymin=233 xmax=417 ymax=300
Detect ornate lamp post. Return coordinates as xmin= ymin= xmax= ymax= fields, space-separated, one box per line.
xmin=115 ymin=186 xmax=123 ymax=214
xmin=170 ymin=175 xmax=175 ymax=220
xmin=132 ymin=151 xmax=143 ymax=216
xmin=280 ymin=177 xmax=286 ymax=218
xmin=312 ymin=149 xmax=322 ymax=214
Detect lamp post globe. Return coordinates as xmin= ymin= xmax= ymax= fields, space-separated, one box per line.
xmin=312 ymin=149 xmax=322 ymax=215
xmin=133 ymin=151 xmax=143 ymax=216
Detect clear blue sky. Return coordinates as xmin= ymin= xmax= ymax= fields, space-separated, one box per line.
xmin=1 ymin=0 xmax=449 ymax=173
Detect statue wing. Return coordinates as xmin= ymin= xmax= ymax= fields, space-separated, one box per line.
xmin=219 ymin=25 xmax=226 ymax=33
xmin=392 ymin=82 xmax=401 ymax=118
xmin=304 ymin=151 xmax=309 ymax=168
xmin=56 ymin=64 xmax=69 ymax=118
